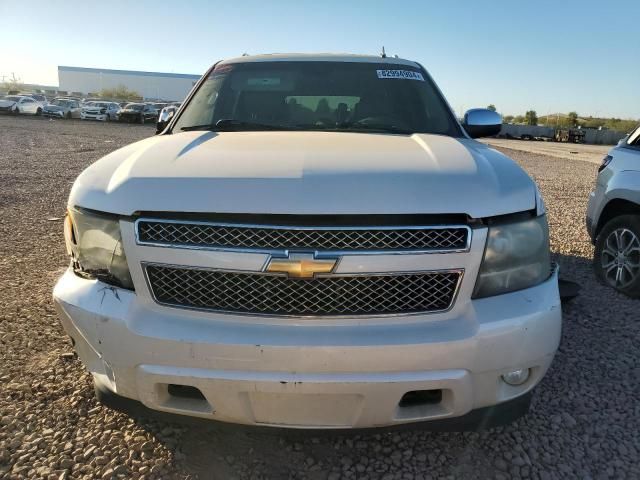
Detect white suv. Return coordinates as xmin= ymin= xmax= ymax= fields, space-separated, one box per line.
xmin=587 ymin=125 xmax=640 ymax=296
xmin=54 ymin=54 xmax=561 ymax=429
xmin=80 ymin=101 xmax=120 ymax=121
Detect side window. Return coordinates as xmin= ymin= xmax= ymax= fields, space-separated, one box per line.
xmin=627 ymin=127 xmax=640 ymax=147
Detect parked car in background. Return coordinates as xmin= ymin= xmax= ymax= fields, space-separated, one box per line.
xmin=587 ymin=124 xmax=640 ymax=297
xmin=117 ymin=103 xmax=157 ymax=124
xmin=55 ymin=54 xmax=561 ymax=430
xmin=43 ymin=97 xmax=82 ymax=119
xmin=81 ymin=101 xmax=120 ymax=121
xmin=0 ymin=95 xmax=42 ymax=115
xmin=150 ymin=103 xmax=168 ymax=115
xmin=21 ymin=93 xmax=48 ymax=106
xmin=81 ymin=97 xmax=102 ymax=107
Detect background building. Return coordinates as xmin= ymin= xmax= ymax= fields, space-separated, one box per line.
xmin=58 ymin=66 xmax=201 ymax=101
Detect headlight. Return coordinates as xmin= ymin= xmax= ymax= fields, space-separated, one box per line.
xmin=473 ymin=215 xmax=550 ymax=298
xmin=64 ymin=208 xmax=134 ymax=289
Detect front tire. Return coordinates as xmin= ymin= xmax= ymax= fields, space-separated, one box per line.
xmin=139 ymin=115 xmax=145 ymax=125
xmin=36 ymin=107 xmax=42 ymax=116
xmin=66 ymin=112 xmax=72 ymax=119
xmin=594 ymin=214 xmax=640 ymax=298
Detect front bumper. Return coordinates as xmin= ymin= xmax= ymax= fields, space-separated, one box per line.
xmin=118 ymin=114 xmax=139 ymax=122
xmin=81 ymin=113 xmax=108 ymax=121
xmin=586 ymin=188 xmax=605 ymax=242
xmin=43 ymin=110 xmax=65 ymax=118
xmin=54 ymin=268 xmax=561 ymax=429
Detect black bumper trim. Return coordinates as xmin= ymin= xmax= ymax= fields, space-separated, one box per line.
xmin=94 ymin=382 xmax=532 ymax=432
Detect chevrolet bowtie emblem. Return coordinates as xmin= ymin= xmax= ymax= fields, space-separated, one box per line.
xmin=265 ymin=253 xmax=338 ymax=279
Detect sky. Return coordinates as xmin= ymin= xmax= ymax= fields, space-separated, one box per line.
xmin=1 ymin=0 xmax=638 ymax=118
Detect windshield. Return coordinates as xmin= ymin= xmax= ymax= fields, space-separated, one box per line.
xmin=51 ymin=99 xmax=71 ymax=106
xmin=173 ymin=61 xmax=461 ymax=136
xmin=125 ymin=104 xmax=144 ymax=111
xmin=5 ymin=96 xmax=21 ymax=102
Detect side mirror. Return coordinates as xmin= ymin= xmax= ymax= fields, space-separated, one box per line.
xmin=156 ymin=109 xmax=175 ymax=134
xmin=462 ymin=109 xmax=502 ymax=138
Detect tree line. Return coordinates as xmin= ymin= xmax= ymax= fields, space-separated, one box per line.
xmin=497 ymin=106 xmax=638 ymax=133
xmin=1 ymin=80 xmax=142 ymax=102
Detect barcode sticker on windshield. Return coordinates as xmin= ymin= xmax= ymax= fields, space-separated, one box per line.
xmin=376 ymin=70 xmax=424 ymax=81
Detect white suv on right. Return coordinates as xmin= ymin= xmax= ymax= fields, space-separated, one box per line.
xmin=587 ymin=125 xmax=640 ymax=297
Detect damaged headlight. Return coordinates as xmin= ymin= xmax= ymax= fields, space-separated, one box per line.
xmin=64 ymin=208 xmax=134 ymax=290
xmin=473 ymin=215 xmax=551 ymax=298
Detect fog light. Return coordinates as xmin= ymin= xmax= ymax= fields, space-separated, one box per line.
xmin=502 ymin=368 xmax=530 ymax=386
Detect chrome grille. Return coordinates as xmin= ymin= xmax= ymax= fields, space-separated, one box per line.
xmin=145 ymin=265 xmax=462 ymax=317
xmin=137 ymin=220 xmax=470 ymax=252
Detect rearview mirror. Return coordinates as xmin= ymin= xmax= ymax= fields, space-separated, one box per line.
xmin=156 ymin=109 xmax=175 ymax=134
xmin=462 ymin=109 xmax=502 ymax=138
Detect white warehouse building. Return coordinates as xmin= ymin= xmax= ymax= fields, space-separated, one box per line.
xmin=58 ymin=66 xmax=202 ymax=101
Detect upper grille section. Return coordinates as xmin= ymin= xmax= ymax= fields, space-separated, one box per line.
xmin=145 ymin=264 xmax=462 ymax=317
xmin=136 ymin=220 xmax=470 ymax=253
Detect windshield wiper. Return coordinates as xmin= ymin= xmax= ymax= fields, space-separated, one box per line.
xmin=180 ymin=124 xmax=217 ymax=131
xmin=292 ymin=123 xmax=415 ymax=135
xmin=180 ymin=119 xmax=295 ymax=132
xmin=180 ymin=120 xmax=413 ymax=134
xmin=343 ymin=123 xmax=415 ymax=135
xmin=215 ymin=119 xmax=296 ymax=131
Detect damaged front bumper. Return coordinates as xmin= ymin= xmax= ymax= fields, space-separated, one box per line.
xmin=53 ymin=267 xmax=561 ymax=429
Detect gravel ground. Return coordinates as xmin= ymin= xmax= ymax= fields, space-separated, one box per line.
xmin=478 ymin=138 xmax=611 ymax=164
xmin=1 ymin=115 xmax=638 ymax=480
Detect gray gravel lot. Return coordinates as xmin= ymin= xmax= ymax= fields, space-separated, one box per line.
xmin=1 ymin=116 xmax=638 ymax=480
xmin=478 ymin=138 xmax=612 ymax=165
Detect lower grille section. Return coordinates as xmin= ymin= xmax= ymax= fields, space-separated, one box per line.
xmin=145 ymin=264 xmax=462 ymax=317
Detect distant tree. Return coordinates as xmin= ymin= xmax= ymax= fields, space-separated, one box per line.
xmin=568 ymin=111 xmax=578 ymax=126
xmin=487 ymin=104 xmax=496 ymax=112
xmin=525 ymin=110 xmax=538 ymax=126
xmin=513 ymin=115 xmax=525 ymax=124
xmin=1 ymin=73 xmax=24 ymax=93
xmin=582 ymin=117 xmax=602 ymax=129
xmin=604 ymin=118 xmax=638 ymax=133
xmin=503 ymin=115 xmax=514 ymax=123
xmin=99 ymin=84 xmax=142 ymax=101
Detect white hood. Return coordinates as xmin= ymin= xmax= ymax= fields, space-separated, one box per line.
xmin=0 ymin=99 xmax=17 ymax=107
xmin=69 ymin=131 xmax=536 ymax=218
